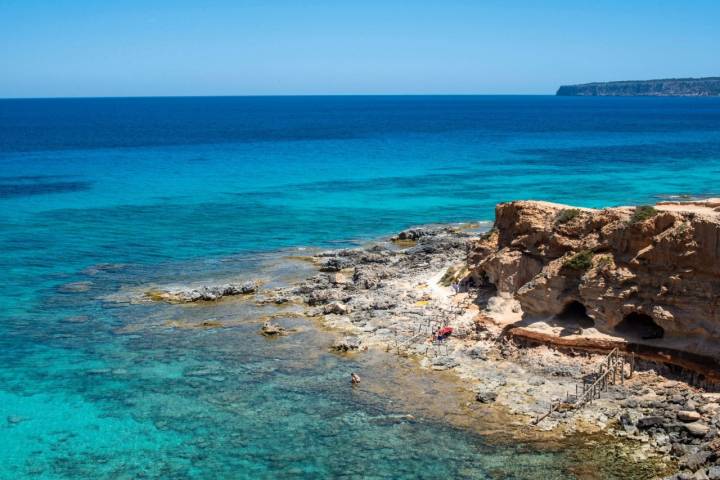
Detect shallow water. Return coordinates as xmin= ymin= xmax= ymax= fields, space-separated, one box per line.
xmin=0 ymin=259 xmax=666 ymax=479
xmin=2 ymin=95 xmax=718 ymax=478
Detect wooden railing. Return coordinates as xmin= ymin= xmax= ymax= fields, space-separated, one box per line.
xmin=533 ymin=348 xmax=635 ymax=425
xmin=391 ymin=314 xmax=471 ymax=358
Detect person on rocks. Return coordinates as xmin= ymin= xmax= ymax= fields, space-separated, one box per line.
xmin=351 ymin=372 xmax=361 ymax=385
xmin=434 ymin=326 xmax=453 ymax=342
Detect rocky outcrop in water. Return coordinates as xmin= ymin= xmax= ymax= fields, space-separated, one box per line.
xmin=147 ymin=281 xmax=258 ymax=303
xmin=467 ymin=200 xmax=720 ymax=358
xmin=556 ymin=77 xmax=720 ymax=96
xmin=331 ymin=336 xmax=363 ymax=352
xmin=260 ymin=321 xmax=287 ymax=336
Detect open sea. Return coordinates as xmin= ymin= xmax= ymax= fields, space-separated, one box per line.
xmin=1 ymin=95 xmax=720 ymax=479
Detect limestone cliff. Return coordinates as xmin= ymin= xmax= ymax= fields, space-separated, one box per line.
xmin=466 ymin=200 xmax=720 ymax=358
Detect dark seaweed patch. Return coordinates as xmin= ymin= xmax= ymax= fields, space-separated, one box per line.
xmin=0 ymin=174 xmax=76 ymax=182
xmin=0 ymin=180 xmax=92 ymax=198
xmin=515 ymin=141 xmax=720 ymax=165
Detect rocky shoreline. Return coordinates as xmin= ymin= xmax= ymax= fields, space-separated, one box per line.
xmin=143 ymin=200 xmax=720 ymax=479
xmin=264 ymin=213 xmax=718 ymax=478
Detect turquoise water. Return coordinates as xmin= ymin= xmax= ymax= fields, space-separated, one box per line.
xmin=1 ymin=95 xmax=719 ymax=478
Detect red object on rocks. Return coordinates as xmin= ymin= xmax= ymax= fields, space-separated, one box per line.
xmin=437 ymin=327 xmax=453 ymax=337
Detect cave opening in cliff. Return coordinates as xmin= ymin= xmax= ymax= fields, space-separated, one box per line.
xmin=555 ymin=301 xmax=594 ymax=329
xmin=615 ymin=312 xmax=665 ymax=340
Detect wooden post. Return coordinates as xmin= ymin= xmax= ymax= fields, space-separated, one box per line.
xmin=612 ymin=360 xmax=617 ymax=385
xmin=607 ymin=353 xmax=611 ymax=374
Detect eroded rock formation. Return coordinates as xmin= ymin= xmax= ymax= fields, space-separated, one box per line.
xmin=467 ymin=200 xmax=720 ymax=357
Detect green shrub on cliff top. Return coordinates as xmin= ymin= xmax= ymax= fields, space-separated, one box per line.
xmin=564 ymin=250 xmax=594 ymax=271
xmin=629 ymin=205 xmax=657 ymax=224
xmin=555 ymin=208 xmax=581 ymax=225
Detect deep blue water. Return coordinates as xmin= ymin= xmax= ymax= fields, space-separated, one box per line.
xmin=1 ymin=95 xmax=719 ymax=479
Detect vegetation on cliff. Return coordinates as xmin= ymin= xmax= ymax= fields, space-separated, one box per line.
xmin=555 ymin=208 xmax=581 ymax=225
xmin=563 ymin=250 xmax=594 ymax=271
xmin=629 ymin=205 xmax=658 ymax=224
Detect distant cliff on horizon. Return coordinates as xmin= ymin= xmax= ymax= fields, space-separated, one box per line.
xmin=556 ymin=77 xmax=720 ymax=96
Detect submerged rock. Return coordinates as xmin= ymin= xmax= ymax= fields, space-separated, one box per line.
xmin=331 ymin=336 xmax=362 ymax=352
xmin=368 ymin=414 xmax=416 ymax=426
xmin=6 ymin=416 xmax=27 ymax=426
xmin=260 ymin=321 xmax=287 ymax=336
xmin=81 ymin=263 xmax=126 ymax=275
xmin=164 ymin=320 xmax=224 ymax=329
xmin=58 ymin=281 xmax=93 ymax=293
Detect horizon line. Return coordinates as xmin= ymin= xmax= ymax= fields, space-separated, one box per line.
xmin=0 ymin=93 xmax=557 ymax=101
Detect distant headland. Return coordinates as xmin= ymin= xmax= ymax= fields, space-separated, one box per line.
xmin=556 ymin=77 xmax=720 ymax=96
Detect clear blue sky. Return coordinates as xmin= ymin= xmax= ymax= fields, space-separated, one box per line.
xmin=1 ymin=0 xmax=718 ymax=97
